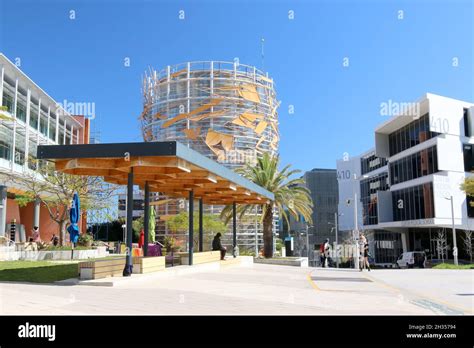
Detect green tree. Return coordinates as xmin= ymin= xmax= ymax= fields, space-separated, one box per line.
xmin=166 ymin=212 xmax=227 ymax=249
xmin=461 ymin=177 xmax=474 ymax=196
xmin=4 ymin=160 xmax=116 ymax=246
xmin=221 ymin=153 xmax=313 ymax=258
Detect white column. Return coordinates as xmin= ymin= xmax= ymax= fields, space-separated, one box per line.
xmin=76 ymin=128 xmax=80 ymax=145
xmin=0 ymin=66 xmax=4 ymax=106
xmin=63 ymin=119 xmax=66 ymax=144
xmin=33 ymin=197 xmax=40 ymax=229
xmin=46 ymin=106 xmax=50 ymax=140
xmin=70 ymin=125 xmax=74 ymax=144
xmin=23 ymin=88 xmax=31 ymax=170
xmin=55 ymin=113 xmax=59 ymax=143
xmin=0 ymin=185 xmax=7 ymax=237
xmin=11 ymin=78 xmax=18 ymax=170
xmin=37 ymin=98 xmax=41 ymax=143
xmin=401 ymin=231 xmax=408 ymax=253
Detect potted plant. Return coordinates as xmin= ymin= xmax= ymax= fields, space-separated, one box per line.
xmin=164 ymin=235 xmax=182 ymax=266
xmin=77 ymin=233 xmax=93 ymax=248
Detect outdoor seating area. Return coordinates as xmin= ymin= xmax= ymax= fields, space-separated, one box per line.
xmin=37 ymin=141 xmax=274 ymax=277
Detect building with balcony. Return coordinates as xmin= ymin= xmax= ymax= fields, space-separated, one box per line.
xmin=0 ymin=53 xmax=89 ymax=243
xmin=337 ymin=93 xmax=474 ymax=266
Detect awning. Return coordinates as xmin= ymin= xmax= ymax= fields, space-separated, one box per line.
xmin=37 ymin=141 xmax=274 ymax=205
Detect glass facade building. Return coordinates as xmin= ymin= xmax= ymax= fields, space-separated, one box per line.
xmin=0 ymin=53 xmax=88 ymax=240
xmin=389 ymin=146 xmax=438 ymax=185
xmin=391 ymin=183 xmax=435 ymax=221
xmin=388 ymin=114 xmax=439 ymax=156
xmin=360 ymin=173 xmax=389 ymax=226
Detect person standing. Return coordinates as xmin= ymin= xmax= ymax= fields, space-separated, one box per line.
xmin=138 ymin=229 xmax=145 ymax=249
xmin=31 ymin=226 xmax=40 ymax=242
xmin=323 ymin=238 xmax=330 ymax=268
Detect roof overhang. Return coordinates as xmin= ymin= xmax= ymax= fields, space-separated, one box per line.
xmin=37 ymin=141 xmax=274 ymax=205
xmin=374 ymin=95 xmax=430 ymax=135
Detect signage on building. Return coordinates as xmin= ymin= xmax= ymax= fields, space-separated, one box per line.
xmin=399 ymin=218 xmax=435 ymax=227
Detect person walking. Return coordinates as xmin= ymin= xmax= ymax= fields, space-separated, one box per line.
xmin=360 ymin=234 xmax=371 ymax=271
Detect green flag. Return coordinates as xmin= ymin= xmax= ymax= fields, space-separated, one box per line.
xmin=149 ymin=206 xmax=156 ymax=243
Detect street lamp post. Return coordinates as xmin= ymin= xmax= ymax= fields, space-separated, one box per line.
xmin=348 ymin=173 xmax=367 ymax=270
xmin=445 ymin=195 xmax=459 ymax=266
xmin=328 ymin=213 xmax=343 ymax=268
xmin=352 ymin=191 xmax=359 ymax=270
xmin=335 ymin=212 xmax=340 ymax=268
xmin=305 ymin=224 xmax=310 ymax=263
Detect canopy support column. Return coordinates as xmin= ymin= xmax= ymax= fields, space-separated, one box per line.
xmin=198 ymin=198 xmax=203 ymax=252
xmin=188 ymin=190 xmax=194 ymax=266
xmin=123 ymin=168 xmax=134 ymax=276
xmin=143 ymin=181 xmax=150 ymax=256
xmin=233 ymin=201 xmax=237 ymax=258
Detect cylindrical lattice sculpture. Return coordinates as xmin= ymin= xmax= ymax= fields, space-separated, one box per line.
xmin=140 ymin=61 xmax=279 ymax=168
xmin=139 ymin=61 xmax=279 ymax=251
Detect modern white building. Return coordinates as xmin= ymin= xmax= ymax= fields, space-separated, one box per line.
xmin=118 ymin=192 xmax=144 ymax=219
xmin=0 ymin=53 xmax=89 ymax=242
xmin=337 ymin=93 xmax=474 ymax=265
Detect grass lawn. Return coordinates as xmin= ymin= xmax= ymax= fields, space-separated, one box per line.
xmin=0 ymin=261 xmax=78 ymax=283
xmin=432 ymin=263 xmax=474 ymax=270
xmin=0 ymin=256 xmax=123 ymax=283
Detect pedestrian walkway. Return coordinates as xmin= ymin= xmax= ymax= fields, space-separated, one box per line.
xmin=2 ymin=262 xmax=466 ymax=315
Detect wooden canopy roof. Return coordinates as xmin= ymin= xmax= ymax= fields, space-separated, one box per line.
xmin=37 ymin=141 xmax=274 ymax=205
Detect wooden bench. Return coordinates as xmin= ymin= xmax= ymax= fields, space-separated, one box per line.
xmin=179 ymin=251 xmax=221 ymax=265
xmin=132 ymin=256 xmax=166 ymax=274
xmin=78 ymin=257 xmax=126 ymax=280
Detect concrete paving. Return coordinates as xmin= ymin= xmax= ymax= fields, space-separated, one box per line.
xmin=0 ymin=262 xmax=472 ymax=315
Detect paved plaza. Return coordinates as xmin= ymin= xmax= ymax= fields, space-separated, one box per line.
xmin=0 ymin=262 xmax=472 ymax=315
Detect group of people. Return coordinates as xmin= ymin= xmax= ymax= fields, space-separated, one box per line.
xmin=26 ymin=226 xmax=59 ymax=247
xmin=319 ymin=233 xmax=371 ymax=271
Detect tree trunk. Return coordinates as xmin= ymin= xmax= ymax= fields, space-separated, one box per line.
xmin=263 ymin=204 xmax=273 ymax=258
xmin=59 ymin=220 xmax=67 ymax=246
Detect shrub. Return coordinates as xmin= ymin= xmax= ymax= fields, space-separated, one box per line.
xmin=77 ymin=233 xmax=94 ymax=247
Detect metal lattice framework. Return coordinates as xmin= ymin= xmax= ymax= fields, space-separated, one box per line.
xmin=139 ymin=61 xmax=279 ymax=169
xmin=139 ymin=61 xmax=280 ymax=251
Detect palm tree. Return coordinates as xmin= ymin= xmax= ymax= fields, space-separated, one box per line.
xmin=221 ymin=153 xmax=313 ymax=258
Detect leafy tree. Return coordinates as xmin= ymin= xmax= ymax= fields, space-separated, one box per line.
xmin=166 ymin=212 xmax=227 ymax=249
xmin=4 ymin=160 xmax=117 ymax=246
xmin=221 ymin=153 xmax=313 ymax=258
xmin=461 ymin=177 xmax=474 ymax=196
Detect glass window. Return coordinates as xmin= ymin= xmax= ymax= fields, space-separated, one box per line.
xmin=2 ymin=92 xmax=14 ymax=113
xmin=29 ymin=105 xmax=39 ymax=129
xmin=17 ymin=103 xmax=26 ymax=122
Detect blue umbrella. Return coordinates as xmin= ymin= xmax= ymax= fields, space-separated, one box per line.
xmin=67 ymin=192 xmax=80 ymax=245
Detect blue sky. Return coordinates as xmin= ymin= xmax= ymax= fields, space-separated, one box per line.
xmin=1 ymin=0 xmax=472 ymax=172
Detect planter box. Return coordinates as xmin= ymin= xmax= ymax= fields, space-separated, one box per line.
xmin=179 ymin=251 xmax=221 ymax=265
xmin=254 ymin=257 xmax=308 ymax=267
xmin=78 ymin=257 xmax=126 ymax=280
xmin=7 ymin=246 xmax=108 ymax=261
xmin=132 ymin=256 xmax=166 ymax=274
